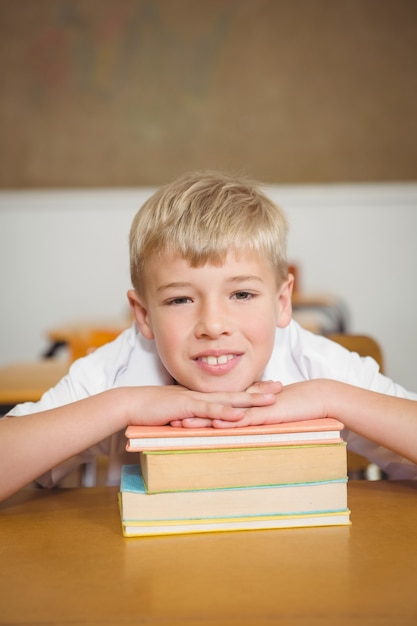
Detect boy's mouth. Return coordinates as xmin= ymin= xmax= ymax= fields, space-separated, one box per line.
xmin=198 ymin=354 xmax=235 ymax=366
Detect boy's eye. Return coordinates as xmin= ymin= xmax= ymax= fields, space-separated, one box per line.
xmin=166 ymin=296 xmax=193 ymax=305
xmin=232 ymin=291 xmax=254 ymax=301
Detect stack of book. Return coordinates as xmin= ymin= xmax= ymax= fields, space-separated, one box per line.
xmin=119 ymin=419 xmax=350 ymax=537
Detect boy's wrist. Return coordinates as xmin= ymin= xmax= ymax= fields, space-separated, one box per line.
xmin=318 ymin=379 xmax=355 ymax=424
xmin=313 ymin=379 xmax=340 ymax=418
xmin=98 ymin=387 xmax=133 ymax=431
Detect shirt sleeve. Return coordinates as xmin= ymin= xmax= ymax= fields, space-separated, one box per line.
xmin=294 ymin=328 xmax=417 ymax=478
xmin=3 ymin=329 xmax=136 ymax=487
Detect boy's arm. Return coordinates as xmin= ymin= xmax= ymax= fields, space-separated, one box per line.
xmin=0 ymin=385 xmax=276 ymax=502
xmin=0 ymin=388 xmax=128 ymax=501
xmin=301 ymin=379 xmax=417 ymax=465
xmin=211 ymin=379 xmax=417 ymax=466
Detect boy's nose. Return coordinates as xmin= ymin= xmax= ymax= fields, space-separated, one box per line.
xmin=194 ymin=302 xmax=232 ymax=338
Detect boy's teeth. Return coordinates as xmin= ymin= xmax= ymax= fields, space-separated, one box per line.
xmin=202 ymin=354 xmax=233 ymax=365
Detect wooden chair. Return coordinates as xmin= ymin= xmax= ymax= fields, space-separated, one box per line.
xmin=327 ymin=333 xmax=384 ymax=375
xmin=327 ymin=333 xmax=385 ymax=479
xmin=66 ymin=328 xmax=123 ymax=362
xmin=43 ymin=312 xmax=133 ymax=360
xmin=62 ymin=327 xmax=125 ymax=485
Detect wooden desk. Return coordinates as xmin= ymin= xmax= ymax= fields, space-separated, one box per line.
xmin=0 ymin=360 xmax=69 ymax=408
xmin=1 ymin=481 xmax=416 ymax=625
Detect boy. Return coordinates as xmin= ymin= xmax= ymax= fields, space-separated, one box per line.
xmin=1 ymin=170 xmax=416 ymax=501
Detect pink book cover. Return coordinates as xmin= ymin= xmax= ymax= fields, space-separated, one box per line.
xmin=125 ymin=418 xmax=344 ymax=451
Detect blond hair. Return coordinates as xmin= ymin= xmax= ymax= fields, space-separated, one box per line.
xmin=129 ymin=171 xmax=288 ymax=294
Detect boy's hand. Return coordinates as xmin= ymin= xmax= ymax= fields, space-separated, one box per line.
xmin=169 ymin=381 xmax=283 ymax=428
xmin=209 ymin=380 xmax=329 ymax=428
xmin=125 ymin=385 xmax=277 ymax=429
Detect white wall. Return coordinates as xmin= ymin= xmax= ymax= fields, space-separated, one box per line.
xmin=1 ymin=183 xmax=416 ymax=390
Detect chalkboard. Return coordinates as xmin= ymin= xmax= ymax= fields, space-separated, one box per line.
xmin=0 ymin=0 xmax=416 ymax=188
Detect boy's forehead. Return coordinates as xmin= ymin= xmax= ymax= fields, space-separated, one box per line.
xmin=151 ymin=248 xmax=271 ymax=270
xmin=142 ymin=249 xmax=278 ymax=291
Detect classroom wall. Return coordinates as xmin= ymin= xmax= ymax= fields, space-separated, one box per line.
xmin=1 ymin=183 xmax=416 ymax=391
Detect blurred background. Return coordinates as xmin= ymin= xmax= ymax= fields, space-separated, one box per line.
xmin=1 ymin=0 xmax=416 ymax=389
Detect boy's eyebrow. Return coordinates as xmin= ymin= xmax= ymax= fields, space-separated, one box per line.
xmin=156 ymin=282 xmax=193 ymax=292
xmin=228 ymin=275 xmax=264 ymax=284
xmin=157 ymin=275 xmax=264 ymax=292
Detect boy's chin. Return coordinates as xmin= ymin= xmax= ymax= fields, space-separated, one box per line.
xmin=178 ymin=378 xmax=249 ymax=394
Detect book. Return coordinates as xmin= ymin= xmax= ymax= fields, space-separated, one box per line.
xmin=121 ymin=420 xmax=350 ymax=537
xmin=125 ymin=418 xmax=344 ymax=451
xmin=139 ymin=442 xmax=347 ymax=493
xmin=119 ymin=464 xmax=348 ymax=523
xmin=121 ymin=510 xmax=351 ymax=537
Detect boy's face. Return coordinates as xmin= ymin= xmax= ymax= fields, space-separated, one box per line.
xmin=128 ymin=251 xmax=293 ymax=393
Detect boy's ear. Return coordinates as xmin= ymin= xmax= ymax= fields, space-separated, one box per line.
xmin=127 ymin=289 xmax=155 ymax=340
xmin=276 ymin=273 xmax=294 ymax=328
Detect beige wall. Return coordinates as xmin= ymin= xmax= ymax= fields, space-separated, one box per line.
xmin=0 ymin=0 xmax=416 ymax=188
xmin=1 ymin=183 xmax=417 ymax=390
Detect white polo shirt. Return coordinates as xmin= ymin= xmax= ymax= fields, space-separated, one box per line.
xmin=7 ymin=320 xmax=417 ymax=485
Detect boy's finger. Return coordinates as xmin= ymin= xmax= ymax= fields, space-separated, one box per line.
xmin=233 ymin=392 xmax=277 ymax=407
xmin=245 ymin=381 xmax=283 ymax=394
xmin=180 ymin=417 xmax=213 ymax=428
xmin=203 ymin=391 xmax=276 ymax=408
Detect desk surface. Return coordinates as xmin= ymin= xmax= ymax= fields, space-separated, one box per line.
xmin=0 ymin=360 xmax=69 ymax=405
xmin=1 ymin=481 xmax=417 ymax=626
